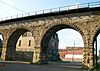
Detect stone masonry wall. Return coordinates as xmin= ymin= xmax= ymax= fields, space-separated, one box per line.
xmin=0 ymin=11 xmax=100 ymax=68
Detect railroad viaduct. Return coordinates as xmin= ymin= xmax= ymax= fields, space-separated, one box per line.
xmin=0 ymin=2 xmax=100 ymax=68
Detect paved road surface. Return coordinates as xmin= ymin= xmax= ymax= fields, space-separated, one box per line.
xmin=0 ymin=62 xmax=86 ymax=71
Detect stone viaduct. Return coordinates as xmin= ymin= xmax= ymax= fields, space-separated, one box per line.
xmin=0 ymin=2 xmax=100 ymax=68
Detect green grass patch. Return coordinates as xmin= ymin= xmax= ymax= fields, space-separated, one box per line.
xmin=98 ymin=56 xmax=100 ymax=60
xmin=95 ymin=63 xmax=100 ymax=71
xmin=93 ymin=56 xmax=100 ymax=71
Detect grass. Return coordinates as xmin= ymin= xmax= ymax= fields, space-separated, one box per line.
xmin=98 ymin=56 xmax=100 ymax=60
xmin=94 ymin=56 xmax=100 ymax=71
xmin=94 ymin=63 xmax=100 ymax=71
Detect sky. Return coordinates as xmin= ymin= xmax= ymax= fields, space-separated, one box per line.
xmin=57 ymin=29 xmax=83 ymax=49
xmin=0 ymin=0 xmax=100 ymax=54
xmin=0 ymin=0 xmax=100 ymax=18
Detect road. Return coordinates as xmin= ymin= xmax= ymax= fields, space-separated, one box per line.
xmin=0 ymin=62 xmax=86 ymax=71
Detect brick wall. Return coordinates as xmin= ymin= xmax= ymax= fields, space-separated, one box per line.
xmin=59 ymin=47 xmax=83 ymax=62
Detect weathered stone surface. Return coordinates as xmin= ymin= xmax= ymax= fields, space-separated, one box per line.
xmin=0 ymin=11 xmax=100 ymax=68
xmin=32 ymin=47 xmax=41 ymax=64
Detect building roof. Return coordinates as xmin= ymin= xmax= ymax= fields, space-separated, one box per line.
xmin=59 ymin=47 xmax=83 ymax=51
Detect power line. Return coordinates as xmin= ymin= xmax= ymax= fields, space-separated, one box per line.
xmin=0 ymin=7 xmax=10 ymax=15
xmin=0 ymin=0 xmax=25 ymax=13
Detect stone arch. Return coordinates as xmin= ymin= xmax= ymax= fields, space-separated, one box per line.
xmin=41 ymin=22 xmax=86 ymax=48
xmin=40 ymin=21 xmax=86 ymax=64
xmin=5 ymin=27 xmax=35 ymax=61
xmin=91 ymin=24 xmax=100 ymax=65
xmin=92 ymin=24 xmax=100 ymax=43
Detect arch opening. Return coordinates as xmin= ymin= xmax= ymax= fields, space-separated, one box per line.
xmin=41 ymin=24 xmax=84 ymax=65
xmin=6 ymin=28 xmax=35 ymax=62
xmin=93 ymin=29 xmax=100 ymax=66
xmin=0 ymin=34 xmax=3 ymax=59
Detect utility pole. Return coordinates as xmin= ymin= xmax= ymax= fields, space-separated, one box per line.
xmin=87 ymin=28 xmax=90 ymax=64
xmin=74 ymin=40 xmax=75 ymax=47
xmin=72 ymin=40 xmax=75 ymax=62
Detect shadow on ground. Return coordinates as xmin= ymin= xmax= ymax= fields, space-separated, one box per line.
xmin=0 ymin=62 xmax=86 ymax=71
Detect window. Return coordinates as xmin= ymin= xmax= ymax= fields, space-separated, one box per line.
xmin=29 ymin=40 xmax=31 ymax=46
xmin=19 ymin=40 xmax=21 ymax=46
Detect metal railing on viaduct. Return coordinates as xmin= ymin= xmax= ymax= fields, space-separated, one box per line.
xmin=0 ymin=1 xmax=100 ymax=22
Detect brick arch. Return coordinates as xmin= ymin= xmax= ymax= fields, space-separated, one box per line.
xmin=6 ymin=27 xmax=34 ymax=60
xmin=40 ymin=22 xmax=86 ymax=48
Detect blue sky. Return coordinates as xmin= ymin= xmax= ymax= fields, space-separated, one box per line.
xmin=0 ymin=0 xmax=100 ymax=54
xmin=0 ymin=0 xmax=99 ymax=17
